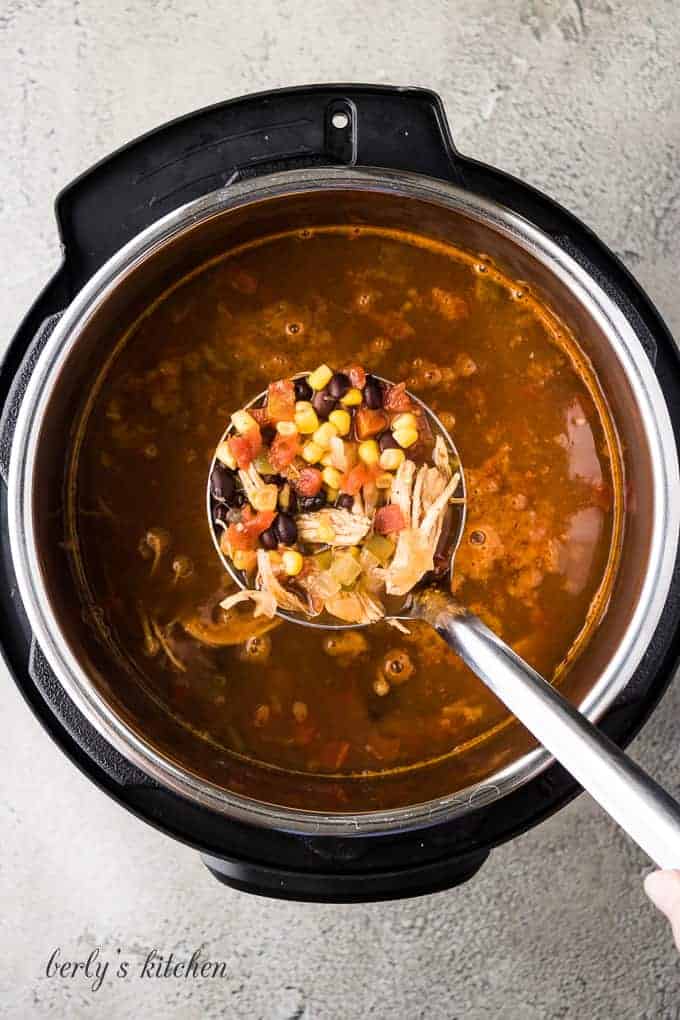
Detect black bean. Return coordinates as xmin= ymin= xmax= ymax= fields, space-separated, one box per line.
xmin=327 ymin=372 xmax=351 ymax=399
xmin=363 ymin=376 xmax=384 ymax=409
xmin=261 ymin=424 xmax=276 ymax=446
xmin=260 ymin=526 xmax=279 ymax=550
xmin=312 ymin=388 xmax=337 ymax=419
xmin=378 ymin=431 xmax=399 ymax=452
xmin=274 ymin=512 xmax=298 ymax=545
xmin=211 ymin=464 xmax=236 ymax=503
xmin=262 ymin=473 xmax=285 ymax=486
xmin=294 ymin=377 xmax=313 ymax=402
xmin=299 ymin=493 xmax=327 ymax=512
xmin=336 ymin=493 xmax=354 ymax=511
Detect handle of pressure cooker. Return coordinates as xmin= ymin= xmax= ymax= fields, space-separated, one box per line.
xmin=414 ymin=597 xmax=680 ymax=869
xmin=50 ymin=86 xmax=466 ymax=285
xmin=0 ymin=312 xmax=64 ymax=485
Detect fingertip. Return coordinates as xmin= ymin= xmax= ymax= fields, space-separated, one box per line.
xmin=644 ymin=869 xmax=680 ymax=916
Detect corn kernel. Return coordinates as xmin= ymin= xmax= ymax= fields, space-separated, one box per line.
xmin=294 ymin=403 xmax=319 ymax=434
xmin=358 ymin=439 xmax=380 ymax=466
xmin=231 ymin=409 xmax=258 ymax=434
xmin=276 ymin=420 xmax=298 ymax=437
xmin=282 ymin=549 xmax=304 ymax=576
xmin=307 ymin=364 xmax=333 ymax=391
xmin=328 ymin=408 xmax=351 ymax=436
xmin=233 ymin=549 xmax=258 ymax=572
xmin=318 ymin=521 xmax=337 ymax=544
xmin=215 ymin=440 xmax=237 ymax=470
xmin=379 ymin=447 xmax=406 ymax=471
xmin=279 ymin=483 xmax=292 ymax=510
xmin=320 ymin=451 xmax=335 ymax=468
xmin=375 ymin=472 xmax=394 ymax=490
xmin=325 ymin=487 xmax=339 ymax=503
xmin=393 ymin=427 xmax=419 ymax=449
xmin=250 ymin=484 xmax=278 ymax=512
xmin=322 ymin=466 xmax=343 ymax=490
xmin=391 ymin=412 xmax=418 ymax=432
xmin=340 ymin=387 xmax=362 ymax=407
xmin=313 ymin=422 xmax=339 ymax=449
xmin=302 ymin=440 xmax=324 ymax=463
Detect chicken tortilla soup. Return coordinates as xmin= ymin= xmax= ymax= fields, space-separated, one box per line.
xmin=70 ymin=225 xmax=623 ymax=808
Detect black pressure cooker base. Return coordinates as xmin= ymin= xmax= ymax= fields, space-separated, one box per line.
xmin=2 ymin=85 xmax=680 ymax=903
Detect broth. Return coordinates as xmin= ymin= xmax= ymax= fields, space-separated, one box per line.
xmin=72 ymin=226 xmax=622 ymax=785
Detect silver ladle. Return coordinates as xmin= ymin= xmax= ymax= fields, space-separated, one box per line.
xmin=209 ymin=378 xmax=680 ymax=868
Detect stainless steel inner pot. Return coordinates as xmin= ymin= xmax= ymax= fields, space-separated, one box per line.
xmin=8 ymin=169 xmax=679 ymax=835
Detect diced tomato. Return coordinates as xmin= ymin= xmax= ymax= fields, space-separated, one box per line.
xmin=227 ymin=425 xmax=262 ymax=469
xmin=228 ymin=435 xmax=252 ymax=470
xmin=346 ymin=363 xmax=367 ymax=389
xmin=384 ymin=382 xmax=413 ymax=413
xmin=340 ymin=463 xmax=370 ymax=495
xmin=269 ymin=431 xmax=300 ymax=471
xmin=354 ymin=407 xmax=388 ymax=440
xmin=245 ymin=425 xmax=263 ymax=460
xmin=267 ymin=379 xmax=296 ymax=422
xmin=226 ymin=507 xmax=276 ymax=550
xmin=374 ymin=504 xmax=406 ymax=535
xmin=294 ymin=467 xmax=323 ymax=496
xmin=339 ymin=462 xmax=381 ymax=495
xmin=244 ymin=507 xmax=276 ymax=532
xmin=225 ymin=523 xmax=254 ymax=551
xmin=250 ymin=406 xmax=270 ymax=425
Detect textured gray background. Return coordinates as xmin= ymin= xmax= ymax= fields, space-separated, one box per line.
xmin=2 ymin=2 xmax=680 ymax=1017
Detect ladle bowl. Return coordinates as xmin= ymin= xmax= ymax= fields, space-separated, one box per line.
xmin=207 ymin=374 xmax=467 ymax=629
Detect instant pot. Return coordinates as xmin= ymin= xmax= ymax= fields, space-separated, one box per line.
xmin=2 ymin=85 xmax=680 ymax=902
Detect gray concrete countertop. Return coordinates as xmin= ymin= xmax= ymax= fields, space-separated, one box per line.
xmin=1 ymin=2 xmax=679 ymax=1017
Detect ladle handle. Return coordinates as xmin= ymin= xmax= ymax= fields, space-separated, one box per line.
xmin=414 ymin=596 xmax=680 ymax=868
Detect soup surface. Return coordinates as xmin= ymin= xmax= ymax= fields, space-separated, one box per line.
xmin=73 ymin=226 xmax=621 ymax=793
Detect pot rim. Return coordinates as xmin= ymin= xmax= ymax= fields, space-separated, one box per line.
xmin=9 ymin=167 xmax=680 ymax=835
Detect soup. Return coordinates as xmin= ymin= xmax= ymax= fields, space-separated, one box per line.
xmin=71 ymin=226 xmax=622 ymax=799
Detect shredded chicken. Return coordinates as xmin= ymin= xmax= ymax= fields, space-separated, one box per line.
xmin=362 ymin=480 xmax=379 ymax=519
xmin=183 ymin=610 xmax=279 ymax=646
xmin=385 ymin=456 xmax=462 ymax=596
xmin=150 ymin=618 xmax=187 ymax=672
xmin=329 ymin=435 xmax=349 ymax=472
xmin=238 ymin=463 xmax=277 ymax=509
xmin=238 ymin=463 xmax=265 ymax=498
xmin=296 ymin=508 xmax=372 ymax=546
xmin=358 ymin=547 xmax=387 ymax=594
xmin=384 ymin=529 xmax=435 ymax=596
xmin=421 ymin=470 xmax=461 ymax=548
xmin=220 ymin=588 xmax=277 ymax=619
xmin=256 ymin=548 xmax=315 ymax=615
xmin=390 ymin=459 xmax=417 ymax=526
xmin=432 ymin=434 xmax=453 ymax=479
